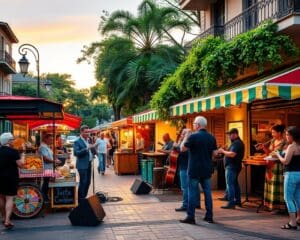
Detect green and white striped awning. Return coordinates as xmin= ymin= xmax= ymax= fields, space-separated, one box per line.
xmin=171 ymin=66 xmax=300 ymax=117
xmin=133 ymin=110 xmax=158 ymax=123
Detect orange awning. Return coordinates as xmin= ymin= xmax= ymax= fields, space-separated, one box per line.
xmin=111 ymin=117 xmax=132 ymax=128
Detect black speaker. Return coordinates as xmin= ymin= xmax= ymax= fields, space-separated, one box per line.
xmin=130 ymin=179 xmax=152 ymax=194
xmin=68 ymin=195 xmax=106 ymax=226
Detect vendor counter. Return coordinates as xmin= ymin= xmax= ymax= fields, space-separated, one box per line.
xmin=114 ymin=151 xmax=138 ymax=175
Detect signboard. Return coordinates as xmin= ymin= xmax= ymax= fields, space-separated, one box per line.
xmin=51 ymin=186 xmax=76 ymax=207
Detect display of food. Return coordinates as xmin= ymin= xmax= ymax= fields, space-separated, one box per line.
xmin=12 ymin=137 xmax=25 ymax=151
xmin=57 ymin=165 xmax=70 ymax=177
xmin=22 ymin=154 xmax=43 ymax=170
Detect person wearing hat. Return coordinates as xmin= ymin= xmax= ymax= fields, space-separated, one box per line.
xmin=218 ymin=128 xmax=245 ymax=209
xmin=0 ymin=132 xmax=24 ymax=230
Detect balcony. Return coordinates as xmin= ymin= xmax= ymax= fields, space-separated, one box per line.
xmin=0 ymin=50 xmax=16 ymax=74
xmin=186 ymin=25 xmax=224 ymax=47
xmin=189 ymin=0 xmax=300 ymax=43
xmin=224 ymin=0 xmax=300 ymax=40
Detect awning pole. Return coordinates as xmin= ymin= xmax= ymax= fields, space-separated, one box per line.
xmin=52 ymin=112 xmax=56 ymax=172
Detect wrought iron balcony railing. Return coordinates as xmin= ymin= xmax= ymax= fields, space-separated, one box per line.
xmin=224 ymin=0 xmax=300 ymax=39
xmin=190 ymin=0 xmax=300 ymax=43
xmin=186 ymin=25 xmax=224 ymax=47
xmin=0 ymin=50 xmax=16 ymax=71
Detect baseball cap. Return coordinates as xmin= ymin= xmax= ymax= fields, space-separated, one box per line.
xmin=226 ymin=128 xmax=239 ymax=134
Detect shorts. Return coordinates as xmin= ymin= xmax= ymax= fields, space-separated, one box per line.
xmin=0 ymin=176 xmax=19 ymax=196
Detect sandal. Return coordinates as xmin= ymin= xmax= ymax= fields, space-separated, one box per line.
xmin=281 ymin=223 xmax=297 ymax=230
xmin=4 ymin=222 xmax=14 ymax=230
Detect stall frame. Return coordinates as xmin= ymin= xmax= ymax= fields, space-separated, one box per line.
xmin=0 ymin=96 xmax=77 ymax=218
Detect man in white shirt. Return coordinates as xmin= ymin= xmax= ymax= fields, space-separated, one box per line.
xmin=94 ymin=132 xmax=111 ymax=175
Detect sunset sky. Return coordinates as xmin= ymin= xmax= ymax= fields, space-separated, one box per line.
xmin=1 ymin=0 xmax=142 ymax=89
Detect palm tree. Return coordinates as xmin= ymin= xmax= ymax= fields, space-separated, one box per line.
xmin=78 ymin=0 xmax=193 ymax=119
xmin=101 ymin=0 xmax=191 ymax=53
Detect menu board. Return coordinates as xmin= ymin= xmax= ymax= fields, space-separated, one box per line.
xmin=52 ymin=186 xmax=76 ymax=205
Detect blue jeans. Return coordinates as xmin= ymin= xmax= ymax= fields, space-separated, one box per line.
xmin=225 ymin=166 xmax=241 ymax=206
xmin=78 ymin=163 xmax=92 ymax=201
xmin=180 ymin=170 xmax=200 ymax=208
xmin=187 ymin=177 xmax=212 ymax=220
xmin=284 ymin=171 xmax=300 ymax=213
xmin=41 ymin=177 xmax=50 ymax=201
xmin=98 ymin=153 xmax=106 ymax=172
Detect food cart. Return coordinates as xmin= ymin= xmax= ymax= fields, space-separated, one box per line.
xmin=111 ymin=117 xmax=139 ymax=175
xmin=0 ymin=96 xmax=80 ymax=218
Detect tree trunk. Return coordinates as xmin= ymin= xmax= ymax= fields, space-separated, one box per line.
xmin=113 ymin=104 xmax=121 ymax=121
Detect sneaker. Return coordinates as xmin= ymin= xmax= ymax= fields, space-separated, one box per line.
xmin=175 ymin=206 xmax=187 ymax=212
xmin=179 ymin=217 xmax=195 ymax=225
xmin=203 ymin=217 xmax=214 ymax=223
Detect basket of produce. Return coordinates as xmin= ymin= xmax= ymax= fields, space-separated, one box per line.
xmin=19 ymin=154 xmax=44 ymax=174
xmin=55 ymin=166 xmax=76 ymax=182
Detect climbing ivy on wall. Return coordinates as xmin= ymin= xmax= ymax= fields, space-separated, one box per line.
xmin=151 ymin=21 xmax=299 ymax=119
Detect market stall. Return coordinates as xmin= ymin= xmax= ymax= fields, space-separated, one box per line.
xmin=111 ymin=117 xmax=138 ymax=175
xmin=0 ymin=96 xmax=80 ymax=218
xmin=169 ymin=65 xmax=300 ymax=194
xmin=133 ymin=110 xmax=177 ymax=187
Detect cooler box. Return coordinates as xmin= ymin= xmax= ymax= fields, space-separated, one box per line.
xmin=147 ymin=159 xmax=154 ymax=184
xmin=141 ymin=159 xmax=148 ymax=182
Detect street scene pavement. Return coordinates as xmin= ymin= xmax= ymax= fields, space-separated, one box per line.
xmin=1 ymin=162 xmax=299 ymax=240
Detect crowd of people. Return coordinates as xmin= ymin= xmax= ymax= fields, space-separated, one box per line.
xmin=157 ymin=117 xmax=300 ymax=230
xmin=0 ymin=118 xmax=299 ymax=231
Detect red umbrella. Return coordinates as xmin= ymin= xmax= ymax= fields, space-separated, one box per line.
xmin=12 ymin=113 xmax=82 ymax=130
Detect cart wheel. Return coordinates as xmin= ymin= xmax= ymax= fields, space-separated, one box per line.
xmin=13 ymin=183 xmax=44 ymax=218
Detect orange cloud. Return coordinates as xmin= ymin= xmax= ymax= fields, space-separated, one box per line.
xmin=14 ymin=15 xmax=101 ymax=44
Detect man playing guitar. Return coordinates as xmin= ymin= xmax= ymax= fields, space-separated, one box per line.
xmin=157 ymin=133 xmax=174 ymax=155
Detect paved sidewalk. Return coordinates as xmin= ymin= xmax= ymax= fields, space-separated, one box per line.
xmin=1 ymin=164 xmax=299 ymax=240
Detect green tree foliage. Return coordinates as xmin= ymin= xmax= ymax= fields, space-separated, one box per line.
xmin=151 ymin=21 xmax=299 ymax=119
xmin=43 ymin=73 xmax=75 ymax=103
xmin=13 ymin=83 xmax=47 ymax=98
xmin=13 ymin=73 xmax=111 ymax=129
xmin=78 ymin=0 xmax=192 ymax=119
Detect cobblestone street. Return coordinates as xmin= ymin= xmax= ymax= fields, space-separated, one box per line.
xmin=1 ymin=164 xmax=299 ymax=240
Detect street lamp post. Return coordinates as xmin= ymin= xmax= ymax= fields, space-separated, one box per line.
xmin=18 ymin=43 xmax=41 ymax=97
